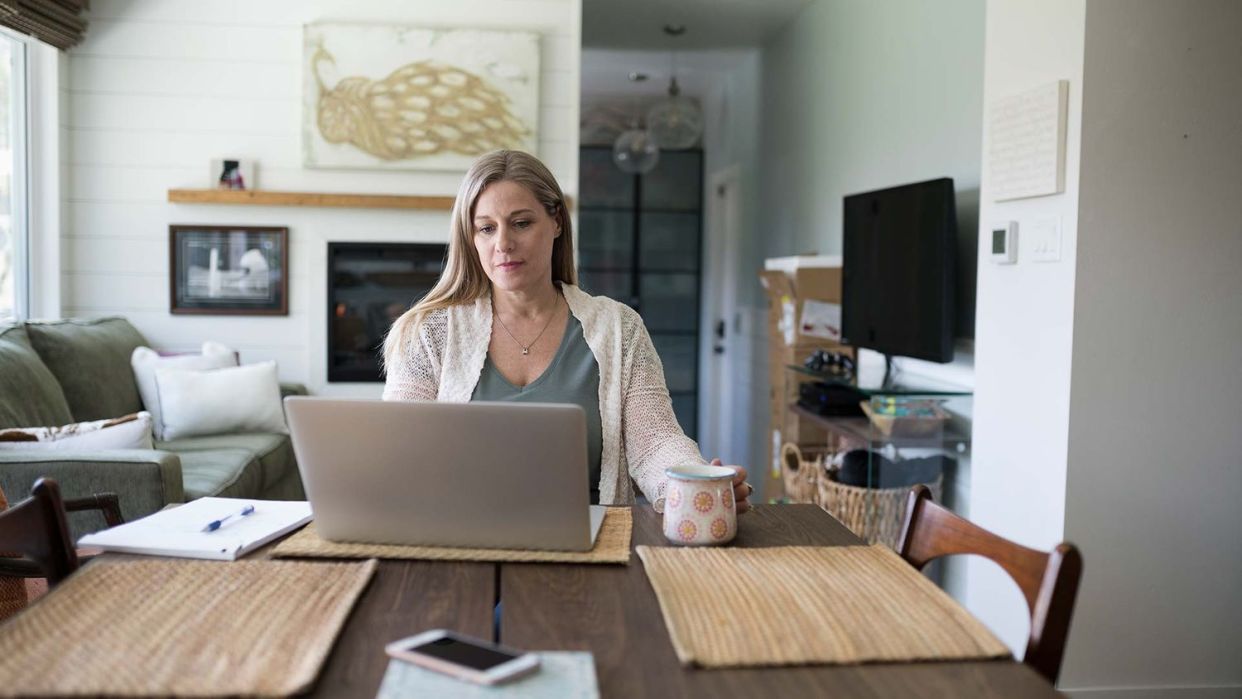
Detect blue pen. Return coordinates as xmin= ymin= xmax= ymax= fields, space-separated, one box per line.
xmin=201 ymin=505 xmax=256 ymax=533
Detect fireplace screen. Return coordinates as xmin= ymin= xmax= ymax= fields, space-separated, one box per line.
xmin=328 ymin=242 xmax=447 ymax=382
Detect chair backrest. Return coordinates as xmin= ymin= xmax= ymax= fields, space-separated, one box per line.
xmin=0 ymin=478 xmax=78 ymax=586
xmin=896 ymin=484 xmax=1082 ymax=685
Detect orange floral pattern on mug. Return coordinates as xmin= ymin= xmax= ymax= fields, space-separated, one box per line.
xmin=710 ymin=517 xmax=729 ymax=540
xmin=721 ymin=486 xmax=733 ymax=509
xmin=693 ymin=491 xmax=714 ymax=513
xmin=667 ymin=486 xmax=682 ymax=509
xmin=677 ymin=519 xmax=697 ymax=542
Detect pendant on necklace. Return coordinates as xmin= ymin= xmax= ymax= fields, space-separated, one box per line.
xmin=522 ymin=348 xmax=530 ymax=356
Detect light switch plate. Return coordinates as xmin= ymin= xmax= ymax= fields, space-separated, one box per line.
xmin=1031 ymin=217 xmax=1062 ymax=262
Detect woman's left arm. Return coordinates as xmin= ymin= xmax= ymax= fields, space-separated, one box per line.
xmin=621 ymin=316 xmax=751 ymax=512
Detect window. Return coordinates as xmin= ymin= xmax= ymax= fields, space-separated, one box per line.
xmin=0 ymin=31 xmax=26 ymax=321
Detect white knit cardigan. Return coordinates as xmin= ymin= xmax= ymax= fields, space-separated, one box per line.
xmin=382 ymin=284 xmax=705 ymax=506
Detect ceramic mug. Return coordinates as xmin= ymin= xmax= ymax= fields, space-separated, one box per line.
xmin=662 ymin=464 xmax=738 ymax=546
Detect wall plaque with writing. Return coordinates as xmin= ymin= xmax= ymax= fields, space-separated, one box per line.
xmin=988 ymin=80 xmax=1068 ymax=202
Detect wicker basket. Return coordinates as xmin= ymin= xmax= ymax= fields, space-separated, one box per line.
xmin=817 ymin=472 xmax=943 ymax=549
xmin=779 ymin=443 xmax=823 ymax=504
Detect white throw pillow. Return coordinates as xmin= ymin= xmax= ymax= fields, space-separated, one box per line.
xmin=0 ymin=412 xmax=154 ymax=450
xmin=132 ymin=342 xmax=238 ymax=440
xmin=156 ymin=361 xmax=288 ymax=441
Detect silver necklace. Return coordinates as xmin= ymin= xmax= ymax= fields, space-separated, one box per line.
xmin=494 ymin=295 xmax=562 ymax=356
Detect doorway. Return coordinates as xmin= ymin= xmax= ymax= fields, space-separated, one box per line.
xmin=700 ymin=165 xmax=743 ymax=462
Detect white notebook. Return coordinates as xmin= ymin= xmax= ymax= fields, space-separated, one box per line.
xmin=78 ymin=497 xmax=313 ymax=561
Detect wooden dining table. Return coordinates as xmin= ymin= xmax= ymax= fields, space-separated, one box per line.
xmin=500 ymin=505 xmax=1058 ymax=698
xmin=99 ymin=504 xmax=1059 ymax=697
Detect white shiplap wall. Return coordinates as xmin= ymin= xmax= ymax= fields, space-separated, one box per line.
xmin=65 ymin=0 xmax=581 ymax=395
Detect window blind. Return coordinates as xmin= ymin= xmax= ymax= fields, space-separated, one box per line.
xmin=0 ymin=0 xmax=87 ymax=50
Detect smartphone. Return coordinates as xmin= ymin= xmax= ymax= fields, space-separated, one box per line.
xmin=385 ymin=629 xmax=540 ymax=685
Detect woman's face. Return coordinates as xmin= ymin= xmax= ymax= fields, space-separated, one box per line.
xmin=472 ymin=180 xmax=560 ymax=294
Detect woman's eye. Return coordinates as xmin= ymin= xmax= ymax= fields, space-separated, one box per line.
xmin=514 ymin=220 xmax=531 ymax=229
xmin=477 ymin=225 xmax=495 ymax=235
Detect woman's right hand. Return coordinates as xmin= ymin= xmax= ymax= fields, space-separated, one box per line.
xmin=710 ymin=458 xmax=753 ymax=513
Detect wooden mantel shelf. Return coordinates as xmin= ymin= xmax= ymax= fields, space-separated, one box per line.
xmin=167 ymin=188 xmax=457 ymax=210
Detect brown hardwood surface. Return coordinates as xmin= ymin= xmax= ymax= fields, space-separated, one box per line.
xmin=501 ymin=504 xmax=1060 ymax=698
xmin=168 ymin=188 xmax=576 ymax=211
xmin=167 ymin=188 xmax=458 ymax=210
xmin=307 ymin=560 xmax=495 ymax=697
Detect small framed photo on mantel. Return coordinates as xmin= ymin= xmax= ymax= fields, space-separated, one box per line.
xmin=170 ymin=225 xmax=288 ymax=315
xmin=210 ymin=158 xmax=256 ymax=190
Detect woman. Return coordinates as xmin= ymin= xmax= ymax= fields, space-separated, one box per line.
xmin=383 ymin=150 xmax=751 ymax=512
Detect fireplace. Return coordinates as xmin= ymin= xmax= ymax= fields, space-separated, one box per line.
xmin=328 ymin=242 xmax=447 ymax=382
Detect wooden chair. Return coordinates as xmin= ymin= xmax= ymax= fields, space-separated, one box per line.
xmin=0 ymin=478 xmax=82 ymax=586
xmin=896 ymin=484 xmax=1083 ymax=685
xmin=64 ymin=492 xmax=125 ymax=529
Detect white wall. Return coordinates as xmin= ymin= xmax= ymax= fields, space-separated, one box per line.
xmin=1060 ymin=1 xmax=1242 ymax=695
xmin=966 ymin=0 xmax=1086 ymax=653
xmin=755 ymin=0 xmax=985 ymax=595
xmin=64 ymin=0 xmax=581 ymax=395
xmin=757 ymin=0 xmax=984 ymax=268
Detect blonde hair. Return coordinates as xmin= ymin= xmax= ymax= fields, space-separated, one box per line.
xmin=382 ymin=149 xmax=576 ymax=370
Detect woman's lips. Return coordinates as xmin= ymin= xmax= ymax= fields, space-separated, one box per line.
xmin=497 ymin=261 xmax=523 ymax=271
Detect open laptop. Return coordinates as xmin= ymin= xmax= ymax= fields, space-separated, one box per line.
xmin=284 ymin=397 xmax=606 ymax=552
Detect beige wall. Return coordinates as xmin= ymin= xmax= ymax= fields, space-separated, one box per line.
xmin=1061 ymin=1 xmax=1242 ymax=695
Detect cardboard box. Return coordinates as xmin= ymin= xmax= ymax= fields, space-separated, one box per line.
xmin=759 ymin=256 xmax=855 ymax=502
xmin=760 ymin=256 xmax=846 ymax=347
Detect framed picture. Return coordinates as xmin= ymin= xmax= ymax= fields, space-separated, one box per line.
xmin=302 ymin=23 xmax=540 ymax=171
xmin=169 ymin=225 xmax=288 ymax=315
xmin=210 ymin=158 xmax=257 ymax=190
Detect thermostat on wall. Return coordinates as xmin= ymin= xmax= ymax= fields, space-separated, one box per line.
xmin=990 ymin=221 xmax=1018 ymax=264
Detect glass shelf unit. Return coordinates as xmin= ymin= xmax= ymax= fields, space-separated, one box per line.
xmin=788 ymin=404 xmax=970 ymax=450
xmin=786 ymin=364 xmax=973 ymax=397
xmin=779 ymin=364 xmax=972 ymax=548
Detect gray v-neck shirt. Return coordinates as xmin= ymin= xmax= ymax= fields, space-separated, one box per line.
xmin=470 ymin=315 xmax=603 ymax=504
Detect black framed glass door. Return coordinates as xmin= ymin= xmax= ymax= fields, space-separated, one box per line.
xmin=577 ymin=147 xmax=703 ymax=438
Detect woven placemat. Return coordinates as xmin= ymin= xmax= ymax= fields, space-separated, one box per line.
xmin=0 ymin=558 xmax=376 ymax=697
xmin=272 ymin=507 xmax=632 ymax=564
xmin=636 ymin=544 xmax=1010 ymax=668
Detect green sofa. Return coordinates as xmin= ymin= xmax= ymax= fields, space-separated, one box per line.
xmin=0 ymin=317 xmax=306 ymax=537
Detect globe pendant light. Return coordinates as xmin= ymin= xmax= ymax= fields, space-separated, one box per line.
xmin=612 ymin=72 xmax=659 ymax=174
xmin=613 ymin=126 xmax=660 ymax=174
xmin=646 ymin=25 xmax=703 ymax=149
xmin=648 ymin=75 xmax=702 ymax=149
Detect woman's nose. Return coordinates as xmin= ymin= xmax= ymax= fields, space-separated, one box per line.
xmin=495 ymin=226 xmax=515 ymax=252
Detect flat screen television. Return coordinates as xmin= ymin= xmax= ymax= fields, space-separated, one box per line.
xmin=841 ymin=177 xmax=957 ymax=365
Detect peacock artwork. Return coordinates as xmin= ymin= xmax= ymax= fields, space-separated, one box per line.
xmin=303 ymin=24 xmax=540 ymax=171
